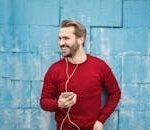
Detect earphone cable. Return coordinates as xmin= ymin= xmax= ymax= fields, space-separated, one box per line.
xmin=60 ymin=58 xmax=80 ymax=130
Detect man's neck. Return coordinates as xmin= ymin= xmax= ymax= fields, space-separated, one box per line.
xmin=68 ymin=49 xmax=87 ymax=64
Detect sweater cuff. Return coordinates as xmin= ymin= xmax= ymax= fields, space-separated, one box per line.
xmin=40 ymin=98 xmax=60 ymax=112
xmin=53 ymin=100 xmax=59 ymax=109
xmin=97 ymin=114 xmax=108 ymax=124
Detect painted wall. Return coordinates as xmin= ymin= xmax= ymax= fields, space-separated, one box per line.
xmin=0 ymin=0 xmax=150 ymax=130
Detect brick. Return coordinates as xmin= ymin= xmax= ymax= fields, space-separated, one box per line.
xmin=0 ymin=108 xmax=56 ymax=130
xmin=104 ymin=111 xmax=118 ymax=130
xmin=0 ymin=78 xmax=12 ymax=108
xmin=11 ymin=80 xmax=31 ymax=108
xmin=31 ymin=81 xmax=43 ymax=107
xmin=0 ymin=79 xmax=31 ymax=108
xmin=0 ymin=0 xmax=12 ymax=25
xmin=0 ymin=109 xmax=31 ymax=130
xmin=11 ymin=25 xmax=30 ymax=52
xmin=31 ymin=109 xmax=56 ymax=130
xmin=124 ymin=1 xmax=150 ymax=27
xmin=29 ymin=26 xmax=59 ymax=53
xmin=29 ymin=53 xmax=42 ymax=80
xmin=141 ymin=56 xmax=150 ymax=83
xmin=7 ymin=53 xmax=42 ymax=80
xmin=11 ymin=0 xmax=25 ymax=24
xmin=29 ymin=26 xmax=60 ymax=76
xmin=122 ymin=56 xmax=150 ymax=83
xmin=119 ymin=110 xmax=150 ymax=130
xmin=0 ymin=53 xmax=12 ymax=78
xmin=0 ymin=109 xmax=16 ymax=129
xmin=13 ymin=0 xmax=59 ymax=25
xmin=91 ymin=28 xmax=150 ymax=56
xmin=97 ymin=56 xmax=121 ymax=82
xmin=83 ymin=27 xmax=91 ymax=54
xmin=0 ymin=25 xmax=13 ymax=52
xmin=61 ymin=0 xmax=122 ymax=26
xmin=41 ymin=53 xmax=60 ymax=78
xmin=14 ymin=109 xmax=31 ymax=129
xmin=119 ymin=84 xmax=150 ymax=110
xmin=9 ymin=53 xmax=31 ymax=80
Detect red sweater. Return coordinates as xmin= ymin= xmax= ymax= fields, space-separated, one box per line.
xmin=40 ymin=54 xmax=121 ymax=127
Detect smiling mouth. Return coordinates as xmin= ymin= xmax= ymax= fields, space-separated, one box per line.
xmin=61 ymin=45 xmax=70 ymax=50
xmin=61 ymin=47 xmax=68 ymax=50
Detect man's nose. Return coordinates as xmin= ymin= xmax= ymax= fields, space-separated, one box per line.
xmin=59 ymin=39 xmax=65 ymax=46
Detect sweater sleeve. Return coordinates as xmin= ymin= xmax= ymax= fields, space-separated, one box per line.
xmin=40 ymin=66 xmax=59 ymax=112
xmin=98 ymin=63 xmax=121 ymax=124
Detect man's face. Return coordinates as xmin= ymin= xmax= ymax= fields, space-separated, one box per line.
xmin=59 ymin=27 xmax=80 ymax=57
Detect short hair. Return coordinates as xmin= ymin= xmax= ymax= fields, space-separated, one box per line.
xmin=60 ymin=19 xmax=86 ymax=46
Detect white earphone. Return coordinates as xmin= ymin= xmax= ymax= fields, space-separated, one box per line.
xmin=60 ymin=58 xmax=80 ymax=130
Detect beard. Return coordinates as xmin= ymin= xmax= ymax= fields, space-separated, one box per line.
xmin=60 ymin=43 xmax=79 ymax=57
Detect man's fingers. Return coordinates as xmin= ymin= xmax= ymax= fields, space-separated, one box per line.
xmin=58 ymin=92 xmax=77 ymax=108
xmin=65 ymin=94 xmax=74 ymax=101
xmin=64 ymin=101 xmax=74 ymax=108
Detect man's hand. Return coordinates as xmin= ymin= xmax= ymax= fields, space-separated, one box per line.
xmin=93 ymin=120 xmax=103 ymax=130
xmin=58 ymin=92 xmax=77 ymax=109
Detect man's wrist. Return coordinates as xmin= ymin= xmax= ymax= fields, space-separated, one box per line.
xmin=96 ymin=120 xmax=103 ymax=125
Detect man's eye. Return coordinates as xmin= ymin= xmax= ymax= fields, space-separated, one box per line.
xmin=64 ymin=37 xmax=69 ymax=40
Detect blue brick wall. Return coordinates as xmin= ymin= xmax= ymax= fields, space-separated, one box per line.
xmin=0 ymin=0 xmax=150 ymax=130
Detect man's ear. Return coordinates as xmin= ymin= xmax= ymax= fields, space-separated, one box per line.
xmin=78 ymin=37 xmax=84 ymax=45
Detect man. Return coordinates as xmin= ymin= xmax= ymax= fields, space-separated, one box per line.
xmin=40 ymin=19 xmax=121 ymax=130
